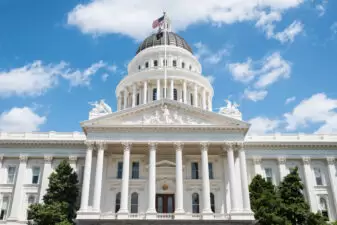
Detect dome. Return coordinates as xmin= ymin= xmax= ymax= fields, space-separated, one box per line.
xmin=136 ymin=32 xmax=193 ymax=55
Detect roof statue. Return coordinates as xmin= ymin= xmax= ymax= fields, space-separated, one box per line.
xmin=89 ymin=99 xmax=112 ymax=119
xmin=218 ymin=99 xmax=242 ymax=120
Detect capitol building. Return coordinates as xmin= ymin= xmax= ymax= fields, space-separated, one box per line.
xmin=0 ymin=17 xmax=337 ymax=225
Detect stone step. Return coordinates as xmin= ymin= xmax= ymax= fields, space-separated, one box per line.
xmin=79 ymin=220 xmax=256 ymax=225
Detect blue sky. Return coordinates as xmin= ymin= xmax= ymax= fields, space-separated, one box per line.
xmin=0 ymin=0 xmax=337 ymax=135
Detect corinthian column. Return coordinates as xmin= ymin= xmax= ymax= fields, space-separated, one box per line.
xmin=146 ymin=142 xmax=157 ymax=218
xmin=223 ymin=143 xmax=239 ymax=212
xmin=8 ymin=155 xmax=28 ymax=221
xmin=79 ymin=142 xmax=94 ymax=211
xmin=93 ymin=142 xmax=106 ymax=212
xmin=143 ymin=81 xmax=148 ymax=104
xmin=200 ymin=142 xmax=212 ymax=218
xmin=174 ymin=142 xmax=185 ymax=216
xmin=237 ymin=143 xmax=252 ymax=213
xmin=302 ymin=157 xmax=317 ymax=212
xmin=118 ymin=142 xmax=132 ymax=217
xmin=39 ymin=155 xmax=53 ymax=203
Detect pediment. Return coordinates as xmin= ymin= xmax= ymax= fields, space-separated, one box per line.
xmin=81 ymin=100 xmax=250 ymax=130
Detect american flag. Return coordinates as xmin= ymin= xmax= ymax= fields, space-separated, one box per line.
xmin=152 ymin=15 xmax=164 ymax=29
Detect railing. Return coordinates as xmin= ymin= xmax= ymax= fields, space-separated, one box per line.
xmin=156 ymin=213 xmax=174 ymax=219
xmin=128 ymin=213 xmax=145 ymax=219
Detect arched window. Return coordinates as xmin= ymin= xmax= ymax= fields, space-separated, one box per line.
xmin=192 ymin=193 xmax=199 ymax=213
xmin=145 ymin=62 xmax=149 ymax=68
xmin=153 ymin=88 xmax=157 ymax=101
xmin=190 ymin=94 xmax=194 ymax=106
xmin=131 ymin=192 xmax=138 ymax=213
xmin=210 ymin=193 xmax=215 ymax=213
xmin=320 ymin=198 xmax=329 ymax=220
xmin=182 ymin=62 xmax=185 ymax=69
xmin=115 ymin=192 xmax=121 ymax=213
xmin=173 ymin=89 xmax=178 ymax=101
xmin=154 ymin=60 xmax=158 ymax=67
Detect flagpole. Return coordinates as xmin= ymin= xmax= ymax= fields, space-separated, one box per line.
xmin=163 ymin=12 xmax=167 ymax=99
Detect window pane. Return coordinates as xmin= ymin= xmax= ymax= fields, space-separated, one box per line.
xmin=191 ymin=162 xmax=199 ymax=179
xmin=153 ymin=88 xmax=157 ymax=101
xmin=265 ymin=168 xmax=273 ymax=183
xmin=7 ymin=167 xmax=16 ymax=184
xmin=154 ymin=60 xmax=158 ymax=67
xmin=208 ymin=163 xmax=214 ymax=179
xmin=131 ymin=193 xmax=138 ymax=213
xmin=192 ymin=193 xmax=199 ymax=213
xmin=32 ymin=167 xmax=40 ymax=184
xmin=210 ymin=193 xmax=215 ymax=213
xmin=145 ymin=62 xmax=149 ymax=68
xmin=173 ymin=89 xmax=177 ymax=101
xmin=314 ymin=168 xmax=323 ymax=185
xmin=157 ymin=196 xmax=163 ymax=213
xmin=167 ymin=196 xmax=173 ymax=213
xmin=132 ymin=162 xmax=139 ymax=179
xmin=117 ymin=162 xmax=123 ymax=179
xmin=173 ymin=60 xmax=177 ymax=67
xmin=115 ymin=192 xmax=121 ymax=213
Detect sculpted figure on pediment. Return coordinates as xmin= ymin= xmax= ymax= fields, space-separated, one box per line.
xmin=89 ymin=99 xmax=112 ymax=119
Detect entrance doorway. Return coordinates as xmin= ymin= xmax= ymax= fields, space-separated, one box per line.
xmin=156 ymin=194 xmax=175 ymax=213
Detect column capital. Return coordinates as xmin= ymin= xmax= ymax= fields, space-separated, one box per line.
xmin=148 ymin=142 xmax=157 ymax=151
xmin=327 ymin=157 xmax=335 ymax=165
xmin=96 ymin=141 xmax=107 ymax=151
xmin=19 ymin=154 xmax=28 ymax=163
xmin=253 ymin=156 xmax=262 ymax=165
xmin=44 ymin=155 xmax=53 ymax=163
xmin=85 ymin=141 xmax=95 ymax=150
xmin=69 ymin=155 xmax=78 ymax=163
xmin=278 ymin=157 xmax=286 ymax=165
xmin=233 ymin=142 xmax=244 ymax=151
xmin=122 ymin=141 xmax=132 ymax=152
xmin=302 ymin=156 xmax=311 ymax=165
xmin=222 ymin=142 xmax=234 ymax=152
xmin=200 ymin=141 xmax=209 ymax=152
xmin=173 ymin=142 xmax=184 ymax=151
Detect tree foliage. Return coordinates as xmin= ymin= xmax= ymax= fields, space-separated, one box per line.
xmin=28 ymin=160 xmax=79 ymax=225
xmin=249 ymin=167 xmax=327 ymax=225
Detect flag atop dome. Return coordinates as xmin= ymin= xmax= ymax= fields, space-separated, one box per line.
xmin=152 ymin=15 xmax=164 ymax=29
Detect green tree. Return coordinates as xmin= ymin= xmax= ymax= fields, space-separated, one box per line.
xmin=278 ymin=167 xmax=326 ymax=225
xmin=249 ymin=175 xmax=289 ymax=225
xmin=28 ymin=160 xmax=79 ymax=225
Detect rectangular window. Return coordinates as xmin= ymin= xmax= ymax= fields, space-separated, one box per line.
xmin=173 ymin=89 xmax=178 ymax=101
xmin=154 ymin=60 xmax=158 ymax=67
xmin=191 ymin=162 xmax=199 ymax=179
xmin=136 ymin=93 xmax=140 ymax=105
xmin=117 ymin=162 xmax=123 ymax=179
xmin=208 ymin=163 xmax=214 ymax=179
xmin=7 ymin=166 xmax=16 ymax=184
xmin=190 ymin=94 xmax=194 ymax=106
xmin=264 ymin=168 xmax=273 ymax=183
xmin=32 ymin=167 xmax=40 ymax=184
xmin=132 ymin=162 xmax=139 ymax=179
xmin=0 ymin=196 xmax=10 ymax=220
xmin=153 ymin=88 xmax=157 ymax=101
xmin=173 ymin=60 xmax=177 ymax=67
xmin=314 ymin=168 xmax=323 ymax=185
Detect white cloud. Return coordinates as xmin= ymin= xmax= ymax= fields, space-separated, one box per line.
xmin=101 ymin=73 xmax=109 ymax=82
xmin=0 ymin=60 xmax=109 ymax=97
xmin=285 ymin=96 xmax=296 ymax=104
xmin=67 ymin=0 xmax=303 ymax=40
xmin=255 ymin=52 xmax=291 ymax=88
xmin=316 ymin=4 xmax=325 ymax=16
xmin=331 ymin=22 xmax=337 ymax=35
xmin=255 ymin=11 xmax=303 ymax=43
xmin=194 ymin=42 xmax=229 ymax=65
xmin=0 ymin=61 xmax=66 ymax=97
xmin=284 ymin=93 xmax=337 ymax=133
xmin=248 ymin=117 xmax=280 ymax=135
xmin=228 ymin=58 xmax=255 ymax=83
xmin=0 ymin=107 xmax=46 ymax=132
xmin=244 ymin=89 xmax=268 ymax=102
xmin=61 ymin=60 xmax=106 ymax=87
xmin=274 ymin=21 xmax=304 ymax=44
xmin=107 ymin=64 xmax=118 ymax=72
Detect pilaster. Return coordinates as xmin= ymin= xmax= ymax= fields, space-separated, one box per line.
xmin=302 ymin=157 xmax=318 ymax=212
xmin=39 ymin=155 xmax=53 ymax=203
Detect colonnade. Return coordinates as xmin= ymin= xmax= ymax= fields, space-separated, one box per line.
xmin=117 ymin=79 xmax=212 ymax=111
xmin=79 ymin=141 xmax=252 ymax=219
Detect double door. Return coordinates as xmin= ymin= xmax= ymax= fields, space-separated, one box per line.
xmin=156 ymin=194 xmax=174 ymax=213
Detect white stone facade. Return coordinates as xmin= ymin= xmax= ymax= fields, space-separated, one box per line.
xmin=0 ymin=18 xmax=337 ymax=224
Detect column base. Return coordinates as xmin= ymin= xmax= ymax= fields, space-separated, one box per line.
xmin=230 ymin=210 xmax=254 ymax=220
xmin=174 ymin=209 xmax=186 ymax=219
xmin=201 ymin=209 xmax=214 ymax=220
xmin=117 ymin=209 xmax=129 ymax=219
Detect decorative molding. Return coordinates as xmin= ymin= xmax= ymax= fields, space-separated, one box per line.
xmin=200 ymin=142 xmax=209 ymax=152
xmin=85 ymin=141 xmax=95 ymax=151
xmin=69 ymin=155 xmax=78 ymax=163
xmin=44 ymin=155 xmax=53 ymax=163
xmin=232 ymin=142 xmax=244 ymax=151
xmin=302 ymin=157 xmax=311 ymax=165
xmin=278 ymin=157 xmax=286 ymax=165
xmin=148 ymin=142 xmax=157 ymax=151
xmin=19 ymin=154 xmax=28 ymax=162
xmin=122 ymin=141 xmax=132 ymax=152
xmin=173 ymin=142 xmax=184 ymax=151
xmin=327 ymin=157 xmax=335 ymax=165
xmin=222 ymin=142 xmax=233 ymax=152
xmin=253 ymin=157 xmax=262 ymax=165
xmin=96 ymin=141 xmax=107 ymax=151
